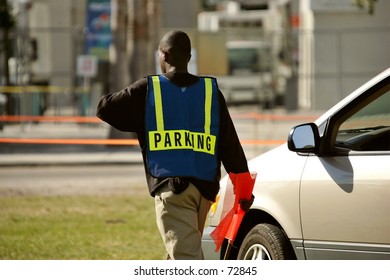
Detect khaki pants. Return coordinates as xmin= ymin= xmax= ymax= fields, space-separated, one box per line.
xmin=154 ymin=183 xmax=211 ymax=260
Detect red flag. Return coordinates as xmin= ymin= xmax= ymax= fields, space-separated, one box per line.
xmin=211 ymin=172 xmax=256 ymax=252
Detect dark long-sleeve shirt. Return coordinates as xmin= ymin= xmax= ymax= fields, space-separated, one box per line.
xmin=97 ymin=72 xmax=248 ymax=201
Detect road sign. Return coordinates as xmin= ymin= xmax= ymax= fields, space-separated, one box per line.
xmin=77 ymin=55 xmax=98 ymax=78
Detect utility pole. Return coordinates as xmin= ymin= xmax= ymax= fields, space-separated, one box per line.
xmin=129 ymin=0 xmax=161 ymax=79
xmin=17 ymin=0 xmax=32 ymax=86
xmin=107 ymin=0 xmax=130 ymax=140
xmin=146 ymin=0 xmax=161 ymax=75
xmin=109 ymin=0 xmax=129 ymax=91
xmin=110 ymin=0 xmax=161 ymax=88
xmin=0 ymin=0 xmax=16 ymax=85
xmin=129 ymin=0 xmax=149 ymax=80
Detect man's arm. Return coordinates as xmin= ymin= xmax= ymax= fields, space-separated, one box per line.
xmin=96 ymin=78 xmax=147 ymax=132
xmin=217 ymin=91 xmax=249 ymax=174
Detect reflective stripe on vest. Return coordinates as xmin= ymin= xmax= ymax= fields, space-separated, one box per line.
xmin=151 ymin=76 xmax=165 ymax=131
xmin=149 ymin=76 xmax=216 ymax=155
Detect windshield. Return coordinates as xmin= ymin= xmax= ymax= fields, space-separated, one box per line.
xmin=227 ymin=46 xmax=271 ymax=75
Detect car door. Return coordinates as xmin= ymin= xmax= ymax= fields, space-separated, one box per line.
xmin=300 ymin=81 xmax=390 ymax=259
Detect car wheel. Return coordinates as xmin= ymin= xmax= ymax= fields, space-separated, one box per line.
xmin=237 ymin=223 xmax=295 ymax=260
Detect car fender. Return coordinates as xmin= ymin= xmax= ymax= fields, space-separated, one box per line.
xmin=247 ymin=144 xmax=309 ymax=240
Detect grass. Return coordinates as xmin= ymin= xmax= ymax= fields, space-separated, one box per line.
xmin=0 ymin=195 xmax=166 ymax=260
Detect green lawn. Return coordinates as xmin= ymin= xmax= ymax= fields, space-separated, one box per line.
xmin=0 ymin=195 xmax=166 ymax=260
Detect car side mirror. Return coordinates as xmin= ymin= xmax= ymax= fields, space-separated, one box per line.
xmin=288 ymin=123 xmax=320 ymax=153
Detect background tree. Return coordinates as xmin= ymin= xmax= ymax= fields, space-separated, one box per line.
xmin=355 ymin=0 xmax=378 ymax=14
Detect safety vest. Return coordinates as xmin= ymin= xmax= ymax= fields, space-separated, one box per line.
xmin=145 ymin=75 xmax=220 ymax=181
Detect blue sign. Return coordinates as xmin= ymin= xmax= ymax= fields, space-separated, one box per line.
xmin=85 ymin=0 xmax=111 ymax=61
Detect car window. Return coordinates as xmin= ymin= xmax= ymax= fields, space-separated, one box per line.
xmin=335 ymin=87 xmax=390 ymax=151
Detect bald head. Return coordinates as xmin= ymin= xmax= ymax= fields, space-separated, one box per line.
xmin=159 ymin=31 xmax=191 ymax=71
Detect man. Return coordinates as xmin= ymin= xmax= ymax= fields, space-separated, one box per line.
xmin=97 ymin=30 xmax=251 ymax=260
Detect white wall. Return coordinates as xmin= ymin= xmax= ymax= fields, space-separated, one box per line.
xmin=310 ymin=0 xmax=390 ymax=110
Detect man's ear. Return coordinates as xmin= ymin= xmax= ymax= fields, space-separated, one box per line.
xmin=162 ymin=50 xmax=169 ymax=62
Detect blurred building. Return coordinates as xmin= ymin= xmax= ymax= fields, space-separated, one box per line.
xmin=161 ymin=0 xmax=201 ymax=30
xmin=299 ymin=0 xmax=390 ymax=110
xmin=4 ymin=0 xmax=390 ymax=113
xmin=8 ymin=0 xmax=87 ymax=87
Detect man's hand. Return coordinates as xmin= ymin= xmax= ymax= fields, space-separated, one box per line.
xmin=239 ymin=194 xmax=254 ymax=213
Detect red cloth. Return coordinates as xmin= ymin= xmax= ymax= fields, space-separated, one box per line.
xmin=210 ymin=172 xmax=256 ymax=251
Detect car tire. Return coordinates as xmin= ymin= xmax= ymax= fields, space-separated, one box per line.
xmin=237 ymin=223 xmax=295 ymax=260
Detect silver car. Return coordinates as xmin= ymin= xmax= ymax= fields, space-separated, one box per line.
xmin=202 ymin=68 xmax=390 ymax=260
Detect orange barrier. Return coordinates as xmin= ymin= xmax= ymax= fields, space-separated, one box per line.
xmin=0 ymin=138 xmax=284 ymax=146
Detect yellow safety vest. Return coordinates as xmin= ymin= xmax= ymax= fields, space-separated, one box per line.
xmin=145 ymin=75 xmax=219 ymax=181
